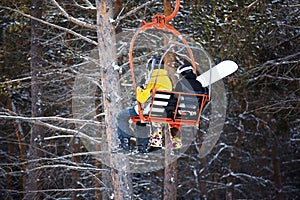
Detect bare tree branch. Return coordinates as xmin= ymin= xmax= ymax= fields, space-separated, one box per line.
xmin=0 ymin=151 xmax=110 ymax=168
xmin=73 ymin=0 xmax=96 ymax=10
xmin=0 ymin=114 xmax=104 ymax=126
xmin=243 ymin=52 xmax=300 ymax=84
xmin=245 ymin=0 xmax=260 ymax=16
xmin=0 ymin=114 xmax=104 ymax=145
xmin=261 ymin=74 xmax=300 ymax=81
xmin=246 ymin=0 xmax=260 ymax=10
xmin=26 ymin=164 xmax=105 ymax=172
xmin=243 ymin=99 xmax=300 ymax=114
xmin=1 ymin=77 xmax=31 ymax=85
xmin=50 ymin=0 xmax=97 ymax=30
xmin=222 ymin=172 xmax=273 ymax=187
xmin=115 ymin=0 xmax=159 ymax=23
xmin=1 ymin=6 xmax=98 ymax=45
xmin=1 ymin=187 xmax=106 ymax=194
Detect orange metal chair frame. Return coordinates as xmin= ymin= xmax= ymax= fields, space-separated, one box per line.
xmin=131 ymin=89 xmax=209 ymax=126
xmin=129 ymin=0 xmax=209 ymax=126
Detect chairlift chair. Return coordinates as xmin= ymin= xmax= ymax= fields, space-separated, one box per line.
xmin=129 ymin=0 xmax=210 ymax=127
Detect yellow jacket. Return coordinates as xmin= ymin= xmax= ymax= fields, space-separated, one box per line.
xmin=136 ymin=69 xmax=172 ymax=103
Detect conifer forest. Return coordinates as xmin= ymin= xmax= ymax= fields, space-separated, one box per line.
xmin=0 ymin=0 xmax=299 ymax=199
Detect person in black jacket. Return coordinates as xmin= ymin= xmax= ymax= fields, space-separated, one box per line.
xmin=168 ymin=63 xmax=209 ymax=149
xmin=175 ymin=64 xmax=208 ymax=94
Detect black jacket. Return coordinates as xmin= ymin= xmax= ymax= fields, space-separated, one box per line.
xmin=165 ymin=72 xmax=208 ymax=117
xmin=175 ymin=72 xmax=208 ymax=94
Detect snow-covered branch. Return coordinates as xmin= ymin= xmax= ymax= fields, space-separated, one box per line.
xmin=26 ymin=164 xmax=105 ymax=172
xmin=208 ymin=143 xmax=233 ymax=166
xmin=222 ymin=172 xmax=273 ymax=187
xmin=261 ymin=74 xmax=300 ymax=81
xmin=72 ymin=0 xmax=96 ymax=10
xmin=50 ymin=0 xmax=97 ymax=30
xmin=244 ymin=52 xmax=300 ymax=84
xmin=1 ymin=76 xmax=31 ymax=85
xmin=31 ymin=120 xmax=102 ymax=144
xmin=246 ymin=0 xmax=260 ymax=12
xmin=1 ymin=6 xmax=98 ymax=45
xmin=0 ymin=151 xmax=109 ymax=168
xmin=242 ymin=98 xmax=300 ymax=114
xmin=0 ymin=114 xmax=103 ymax=144
xmin=0 ymin=114 xmax=104 ymax=126
xmin=3 ymin=187 xmax=106 ymax=194
xmin=115 ymin=0 xmax=159 ymax=24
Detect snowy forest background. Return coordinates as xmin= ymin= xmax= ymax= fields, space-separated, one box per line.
xmin=0 ymin=0 xmax=299 ymax=199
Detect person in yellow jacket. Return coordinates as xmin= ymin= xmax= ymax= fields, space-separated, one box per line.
xmin=116 ymin=57 xmax=172 ymax=153
xmin=136 ymin=69 xmax=172 ymax=102
xmin=134 ymin=68 xmax=172 ymax=114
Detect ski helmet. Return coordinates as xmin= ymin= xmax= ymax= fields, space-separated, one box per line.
xmin=176 ymin=64 xmax=194 ymax=75
xmin=146 ymin=57 xmax=163 ymax=72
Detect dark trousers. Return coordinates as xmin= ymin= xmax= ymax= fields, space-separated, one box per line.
xmin=117 ymin=107 xmax=149 ymax=150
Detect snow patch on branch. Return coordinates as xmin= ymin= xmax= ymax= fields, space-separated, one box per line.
xmin=112 ymin=62 xmax=120 ymax=71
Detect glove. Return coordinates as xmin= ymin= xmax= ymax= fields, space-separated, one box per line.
xmin=136 ymin=86 xmax=150 ymax=103
xmin=131 ymin=94 xmax=137 ymax=101
xmin=137 ymin=86 xmax=143 ymax=93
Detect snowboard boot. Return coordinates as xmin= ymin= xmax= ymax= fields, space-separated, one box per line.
xmin=136 ymin=137 xmax=149 ymax=153
xmin=169 ymin=126 xmax=181 ymax=150
xmin=149 ymin=130 xmax=163 ymax=148
xmin=118 ymin=137 xmax=131 ymax=152
xmin=136 ymin=145 xmax=148 ymax=153
xmin=170 ymin=136 xmax=182 ymax=150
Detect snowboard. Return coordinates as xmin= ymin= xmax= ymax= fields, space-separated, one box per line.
xmin=196 ymin=60 xmax=238 ymax=87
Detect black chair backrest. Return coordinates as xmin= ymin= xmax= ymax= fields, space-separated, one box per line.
xmin=150 ymin=91 xmax=172 ymax=118
xmin=149 ymin=90 xmax=206 ymax=122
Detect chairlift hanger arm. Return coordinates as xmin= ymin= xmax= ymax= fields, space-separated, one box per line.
xmin=145 ymin=0 xmax=180 ymax=26
xmin=165 ymin=0 xmax=181 ymax=22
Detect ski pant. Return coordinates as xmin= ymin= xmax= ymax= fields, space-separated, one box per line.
xmin=117 ymin=106 xmax=149 ymax=149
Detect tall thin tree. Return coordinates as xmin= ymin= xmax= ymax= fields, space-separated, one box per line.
xmin=96 ymin=0 xmax=132 ymax=199
xmin=163 ymin=0 xmax=178 ymax=199
xmin=24 ymin=0 xmax=44 ymax=199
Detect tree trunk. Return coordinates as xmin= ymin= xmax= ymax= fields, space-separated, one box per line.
xmin=71 ymin=136 xmax=81 ymax=200
xmin=163 ymin=0 xmax=176 ymax=83
xmin=95 ymin=106 xmax=107 ymax=199
xmin=271 ymin=138 xmax=283 ymax=200
xmin=197 ymin=133 xmax=208 ymax=199
xmin=163 ymin=128 xmax=177 ymax=200
xmin=96 ymin=126 xmax=112 ymax=200
xmin=96 ymin=1 xmax=132 ymax=199
xmin=6 ymin=130 xmax=14 ymax=200
xmin=8 ymin=98 xmax=26 ymax=199
xmin=226 ymin=131 xmax=244 ymax=200
xmin=24 ymin=0 xmax=44 ymax=199
xmin=163 ymin=1 xmax=178 ymax=199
